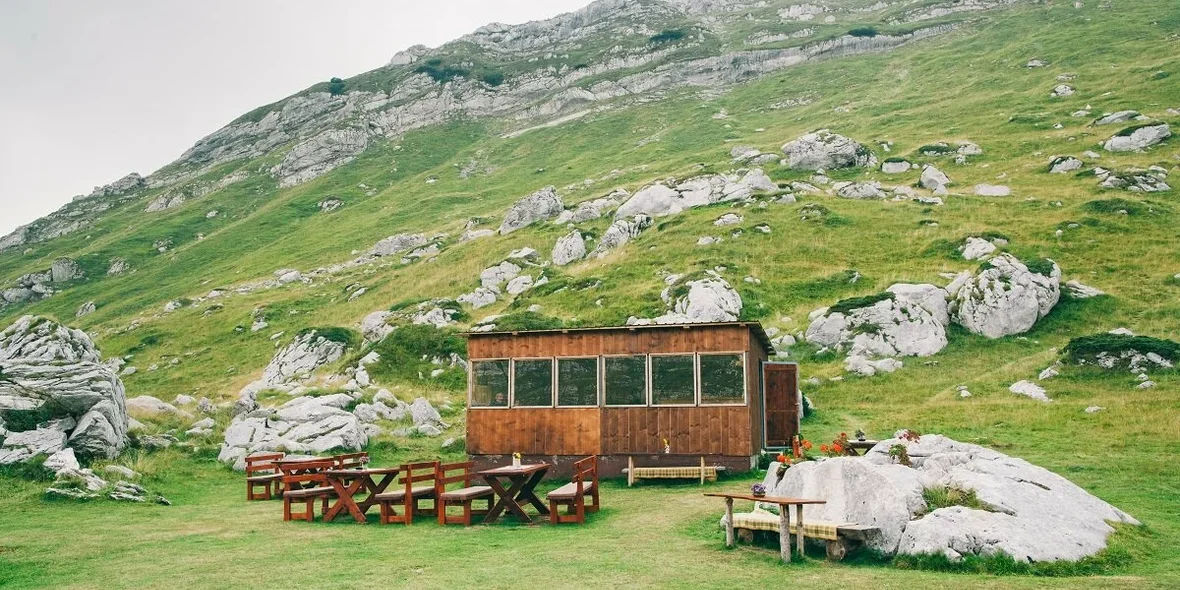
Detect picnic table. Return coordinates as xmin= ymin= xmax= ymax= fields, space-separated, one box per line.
xmin=844 ymin=439 xmax=879 ymax=456
xmin=274 ymin=457 xmax=333 ymax=491
xmin=704 ymin=492 xmax=826 ymax=563
xmin=323 ymin=467 xmax=401 ymax=523
xmin=479 ymin=463 xmax=550 ymax=524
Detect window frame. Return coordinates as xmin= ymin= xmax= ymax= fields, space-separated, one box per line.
xmin=647 ymin=352 xmax=698 ymax=407
xmin=697 ymin=351 xmax=748 ymax=406
xmin=510 ymin=357 xmax=556 ymax=408
xmin=467 ymin=358 xmax=512 ymax=410
xmin=555 ymin=356 xmax=601 ymax=408
xmin=601 ymin=353 xmax=649 ymax=408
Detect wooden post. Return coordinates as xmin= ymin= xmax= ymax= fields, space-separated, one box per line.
xmin=700 ymin=456 xmax=706 ymax=485
xmin=778 ymin=502 xmax=791 ymax=563
xmin=795 ymin=504 xmax=804 ymax=557
xmin=627 ymin=456 xmax=634 ymax=487
xmin=724 ymin=497 xmax=735 ymax=548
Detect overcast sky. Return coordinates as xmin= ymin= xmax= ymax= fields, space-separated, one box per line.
xmin=0 ymin=0 xmax=589 ymax=236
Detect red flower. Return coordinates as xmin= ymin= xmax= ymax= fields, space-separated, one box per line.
xmin=802 ymin=440 xmax=813 ymax=451
xmin=820 ymin=444 xmax=829 ymax=453
xmin=832 ymin=444 xmax=843 ymax=454
xmin=776 ymin=453 xmax=788 ymax=463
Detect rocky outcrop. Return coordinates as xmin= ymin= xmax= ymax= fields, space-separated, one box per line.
xmin=781 ymin=130 xmax=876 ymax=170
xmin=2 ymin=258 xmax=83 ymax=308
xmin=947 ymin=254 xmax=1061 ymax=338
xmin=218 ymin=395 xmax=368 ymax=469
xmin=499 ymin=186 xmax=564 ymax=234
xmin=1097 ymin=168 xmax=1170 ymax=192
xmin=806 ymin=284 xmax=950 ymax=370
xmin=642 ymin=273 xmax=743 ymax=325
xmin=234 ymin=330 xmax=349 ymax=414
xmin=1103 ymin=124 xmax=1170 ymax=152
xmin=1048 ymin=156 xmax=1083 ymax=174
xmin=765 ymin=434 xmax=1138 ymax=561
xmin=274 ymin=128 xmax=369 ymax=187
xmin=614 ymin=169 xmax=774 ymax=219
xmin=919 ymin=165 xmax=951 ymax=193
xmin=0 ymin=316 xmax=128 ymax=461
xmin=371 ymin=233 xmax=428 ymax=257
xmin=555 ymin=193 xmax=623 ymax=224
xmin=593 ymin=214 xmax=652 ymax=257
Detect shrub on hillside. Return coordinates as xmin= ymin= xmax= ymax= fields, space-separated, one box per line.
xmin=1083 ymin=198 xmax=1143 ymax=216
xmin=300 ymin=326 xmax=358 ymax=347
xmin=849 ymin=27 xmax=879 ymax=37
xmin=649 ymin=29 xmax=686 ymax=44
xmin=828 ymin=291 xmax=894 ymax=315
xmin=1063 ymin=333 xmax=1180 ymax=366
xmin=328 ymin=77 xmax=346 ymax=95
xmin=492 ymin=312 xmax=564 ymax=332
xmin=366 ymin=325 xmax=467 ymax=390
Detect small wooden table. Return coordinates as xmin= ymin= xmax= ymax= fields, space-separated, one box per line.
xmin=323 ymin=467 xmax=401 ymax=523
xmin=845 ymin=440 xmax=879 ymax=456
xmin=479 ymin=464 xmax=551 ymax=524
xmin=274 ymin=457 xmax=332 ymax=491
xmin=704 ymin=492 xmax=827 ymax=562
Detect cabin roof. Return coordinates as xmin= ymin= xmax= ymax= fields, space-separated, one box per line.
xmin=463 ymin=321 xmax=775 ymax=356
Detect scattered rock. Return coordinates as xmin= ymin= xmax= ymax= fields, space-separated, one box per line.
xmin=960 ymin=237 xmax=997 ymax=261
xmin=781 ymin=130 xmax=876 ymax=170
xmin=1103 ymin=123 xmax=1170 ymax=152
xmin=1094 ymin=111 xmax=1140 ymax=126
xmin=499 ymin=186 xmax=564 ymax=234
xmin=593 ymin=215 xmax=652 ymax=257
xmin=1009 ymin=380 xmax=1051 ymax=402
xmin=919 ymin=165 xmax=951 ymax=193
xmin=552 ymin=230 xmax=587 ymax=266
xmin=973 ymin=184 xmax=1011 ymax=197
xmin=1065 ymin=280 xmax=1105 ymax=299
xmin=1049 ymin=156 xmax=1083 ymax=174
xmin=947 ymin=254 xmax=1061 ymax=338
xmin=1050 ymin=84 xmax=1075 ymax=97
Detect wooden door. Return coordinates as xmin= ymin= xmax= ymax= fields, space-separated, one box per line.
xmin=762 ymin=363 xmax=799 ymax=448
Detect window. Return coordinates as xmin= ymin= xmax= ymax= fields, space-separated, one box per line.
xmin=651 ymin=355 xmax=695 ymax=405
xmin=604 ymin=356 xmax=646 ymax=406
xmin=557 ymin=358 xmax=598 ymax=407
xmin=700 ymin=354 xmax=745 ymax=404
xmin=513 ymin=359 xmax=553 ymax=407
xmin=470 ymin=360 xmax=509 ymax=407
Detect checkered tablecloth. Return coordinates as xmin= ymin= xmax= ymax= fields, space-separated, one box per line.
xmin=631 ymin=466 xmax=718 ymax=480
xmin=728 ymin=511 xmax=845 ymax=541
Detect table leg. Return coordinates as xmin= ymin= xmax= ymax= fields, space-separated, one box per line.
xmin=325 ymin=478 xmax=366 ymax=523
xmin=356 ymin=473 xmax=396 ymax=514
xmin=779 ymin=503 xmax=791 ymax=563
xmin=795 ymin=504 xmax=804 ymax=557
xmin=515 ymin=470 xmax=549 ymax=515
xmin=724 ymin=497 xmax=735 ymax=548
xmin=484 ymin=476 xmax=533 ymax=524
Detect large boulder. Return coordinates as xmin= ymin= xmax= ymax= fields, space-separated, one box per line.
xmin=653 ymin=274 xmax=743 ymax=324
xmin=865 ymin=435 xmax=1139 ymax=562
xmin=1103 ymin=124 xmax=1170 ymax=152
xmin=552 ymin=230 xmax=587 ymax=266
xmin=947 ymin=254 xmax=1061 ymax=338
xmin=260 ymin=331 xmax=347 ymax=386
xmin=805 ymin=284 xmax=950 ymax=360
xmin=593 ymin=215 xmax=652 ymax=257
xmin=0 ymin=315 xmax=128 ymax=460
xmin=614 ymin=170 xmax=773 ymax=219
xmin=370 ymin=233 xmax=428 ymax=257
xmin=771 ymin=458 xmax=927 ymax=554
xmin=499 ymin=186 xmax=564 ymax=234
xmin=217 ymin=396 xmax=368 ymax=470
xmin=919 ymin=165 xmax=951 ymax=193
xmin=479 ymin=261 xmax=522 ymax=290
xmin=781 ymin=130 xmax=876 ymax=170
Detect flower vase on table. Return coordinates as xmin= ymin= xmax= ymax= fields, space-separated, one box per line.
xmin=751 ymin=483 xmax=767 ymax=498
xmin=512 ymin=452 xmax=521 ymax=468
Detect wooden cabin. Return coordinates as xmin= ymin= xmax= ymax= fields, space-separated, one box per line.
xmin=464 ymin=322 xmax=800 ymax=477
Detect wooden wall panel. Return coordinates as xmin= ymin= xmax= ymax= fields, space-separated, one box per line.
xmin=468 ymin=324 xmax=753 ymax=359
xmin=599 ymin=407 xmax=752 ymax=456
xmin=467 ymin=408 xmax=599 ymax=455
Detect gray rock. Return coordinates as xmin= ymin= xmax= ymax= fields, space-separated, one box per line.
xmin=505 ymin=275 xmax=534 ymax=296
xmin=881 ymin=160 xmax=911 ymax=174
xmin=360 ymin=311 xmax=394 ymax=343
xmin=1094 ymin=110 xmax=1140 ymax=125
xmin=960 ymin=237 xmax=997 ymax=261
xmin=371 ymin=233 xmax=428 ymax=257
xmin=409 ymin=397 xmax=445 ymax=428
xmin=126 ymin=396 xmax=188 ymax=418
xmin=218 ymin=396 xmax=368 ymax=469
xmin=1103 ymin=124 xmax=1170 ymax=152
xmin=1050 ymin=84 xmax=1074 ymax=97
xmin=1065 ymin=280 xmax=1105 ymax=299
xmin=417 ymin=424 xmax=443 ymax=437
xmin=457 ymin=287 xmax=498 ymax=309
xmin=499 ymin=186 xmax=564 ymax=234
xmin=0 ymin=315 xmax=128 ymax=460
xmin=835 ymin=181 xmax=885 ymax=199
xmin=806 ymin=284 xmax=950 ymax=364
xmin=919 ymin=165 xmax=951 ymax=193
xmin=593 ymin=215 xmax=652 ymax=257
xmin=480 ymin=261 xmax=522 ymax=290
xmin=1009 ymin=380 xmax=1050 ymax=402
xmin=653 ymin=274 xmax=742 ymax=324
xmin=947 ymin=254 xmax=1061 ymax=338
xmin=104 ymin=465 xmax=139 ymax=479
xmin=552 ymin=230 xmax=587 ymax=266
xmin=973 ymin=184 xmax=1011 ymax=197
xmin=781 ymin=130 xmax=876 ymax=170
xmin=614 ymin=169 xmax=770 ymax=219
xmin=0 ymin=428 xmax=67 ymax=465
xmin=1049 ymin=156 xmax=1083 ymax=174
xmin=274 ymin=128 xmax=369 ymax=187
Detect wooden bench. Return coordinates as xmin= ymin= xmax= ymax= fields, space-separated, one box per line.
xmin=436 ymin=461 xmax=494 ymax=526
xmin=280 ymin=458 xmax=338 ymax=522
xmin=728 ymin=510 xmax=878 ymax=561
xmin=547 ymin=456 xmax=599 ymax=524
xmin=245 ymin=452 xmax=284 ymax=501
xmin=376 ymin=461 xmax=439 ymax=525
xmin=624 ymin=455 xmax=724 ymax=486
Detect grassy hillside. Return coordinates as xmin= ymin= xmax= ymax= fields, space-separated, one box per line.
xmin=1 ymin=0 xmax=1179 ymax=586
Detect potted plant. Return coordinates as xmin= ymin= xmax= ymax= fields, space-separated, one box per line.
xmin=751 ymin=483 xmax=767 ymax=498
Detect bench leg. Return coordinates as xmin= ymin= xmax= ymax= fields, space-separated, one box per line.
xmin=779 ymin=504 xmax=791 ymax=563
xmin=724 ymin=497 xmax=734 ymax=548
xmin=627 ymin=456 xmax=634 ymax=487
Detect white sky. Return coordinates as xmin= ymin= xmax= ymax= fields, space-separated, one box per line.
xmin=0 ymin=0 xmax=589 ymax=236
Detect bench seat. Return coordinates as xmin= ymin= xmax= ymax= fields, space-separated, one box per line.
xmin=547 ymin=481 xmax=596 ymax=500
xmin=283 ymin=486 xmax=336 ymax=500
xmin=440 ymin=485 xmax=492 ymax=501
xmin=728 ymin=511 xmax=851 ymax=541
xmin=631 ymin=466 xmax=718 ymax=480
xmin=247 ymin=473 xmax=282 ymax=483
xmin=375 ymin=485 xmax=436 ymax=502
